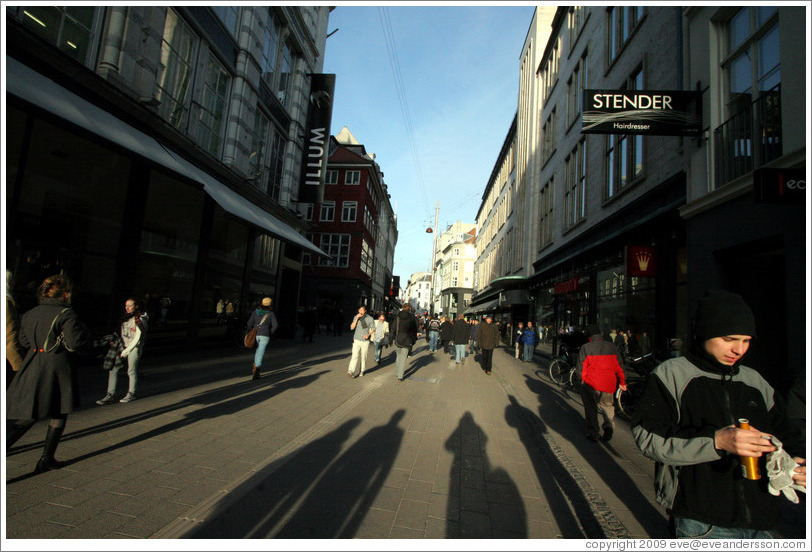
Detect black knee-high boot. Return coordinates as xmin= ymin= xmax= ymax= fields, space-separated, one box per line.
xmin=6 ymin=419 xmax=35 ymax=452
xmin=34 ymin=424 xmax=67 ymax=474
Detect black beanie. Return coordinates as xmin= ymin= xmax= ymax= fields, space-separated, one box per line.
xmin=693 ymin=290 xmax=757 ymax=340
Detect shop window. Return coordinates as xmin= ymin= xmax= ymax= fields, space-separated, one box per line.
xmin=7 ymin=115 xmax=130 ymax=325
xmin=137 ymin=170 xmax=205 ymax=325
xmin=203 ymin=205 xmax=249 ymax=320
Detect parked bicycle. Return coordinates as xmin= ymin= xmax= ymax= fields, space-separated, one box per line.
xmin=548 ymin=344 xmax=580 ymax=387
xmin=615 ymin=350 xmax=664 ymax=417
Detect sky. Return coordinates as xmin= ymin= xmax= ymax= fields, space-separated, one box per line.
xmin=322 ymin=4 xmax=536 ymax=286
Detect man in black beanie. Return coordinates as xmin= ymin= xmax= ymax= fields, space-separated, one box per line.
xmin=631 ymin=291 xmax=806 ymax=539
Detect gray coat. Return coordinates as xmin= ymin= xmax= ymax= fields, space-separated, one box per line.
xmin=7 ymin=298 xmax=89 ymax=420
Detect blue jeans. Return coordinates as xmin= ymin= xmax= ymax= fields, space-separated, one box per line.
xmin=428 ymin=331 xmax=439 ymax=351
xmin=455 ymin=344 xmax=466 ymax=363
xmin=373 ymin=340 xmax=386 ymax=362
xmin=673 ymin=518 xmax=774 ymax=539
xmin=254 ymin=335 xmax=270 ymax=367
xmin=523 ymin=343 xmax=535 ymax=361
xmin=107 ymin=346 xmax=142 ymax=395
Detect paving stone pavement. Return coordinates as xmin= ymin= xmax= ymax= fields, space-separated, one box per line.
xmin=4 ymin=336 xmax=806 ymax=544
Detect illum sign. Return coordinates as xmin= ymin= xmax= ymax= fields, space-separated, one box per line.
xmin=582 ymin=89 xmax=702 ymax=136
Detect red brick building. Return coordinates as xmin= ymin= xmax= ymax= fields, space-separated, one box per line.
xmin=300 ymin=127 xmax=398 ymax=327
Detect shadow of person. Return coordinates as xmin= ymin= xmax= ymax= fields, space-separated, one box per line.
xmin=190 ymin=410 xmax=406 ymax=538
xmin=504 ymin=394 xmax=599 ymax=538
xmin=275 ymin=409 xmax=406 ymax=538
xmin=444 ymin=412 xmax=527 ymax=538
xmin=187 ymin=417 xmax=362 ymax=538
xmin=522 ymin=373 xmax=668 ymax=537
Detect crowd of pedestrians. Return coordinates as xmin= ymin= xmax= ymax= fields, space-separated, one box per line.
xmin=6 ymin=277 xmax=806 ymax=541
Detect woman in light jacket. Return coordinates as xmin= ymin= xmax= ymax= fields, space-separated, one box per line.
xmin=96 ymin=297 xmax=148 ymax=404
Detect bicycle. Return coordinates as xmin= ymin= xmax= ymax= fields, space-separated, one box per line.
xmin=615 ymin=351 xmax=662 ymax=418
xmin=548 ymin=345 xmax=579 ymax=387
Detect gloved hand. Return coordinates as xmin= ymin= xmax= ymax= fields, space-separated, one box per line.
xmin=765 ymin=435 xmax=806 ymax=504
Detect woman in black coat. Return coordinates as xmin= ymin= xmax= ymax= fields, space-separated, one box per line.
xmin=439 ymin=316 xmax=454 ymax=355
xmin=6 ymin=275 xmax=89 ymax=473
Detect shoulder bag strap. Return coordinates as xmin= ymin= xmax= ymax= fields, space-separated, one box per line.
xmin=44 ymin=308 xmax=73 ymax=353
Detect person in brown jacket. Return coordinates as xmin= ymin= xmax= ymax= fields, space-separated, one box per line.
xmin=6 ymin=270 xmax=26 ymax=382
xmin=477 ymin=315 xmax=501 ymax=375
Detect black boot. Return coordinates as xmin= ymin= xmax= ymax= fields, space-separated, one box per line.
xmin=6 ymin=420 xmax=35 ymax=452
xmin=34 ymin=424 xmax=67 ymax=474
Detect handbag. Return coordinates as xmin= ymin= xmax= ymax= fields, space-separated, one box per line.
xmin=244 ymin=313 xmax=270 ymax=348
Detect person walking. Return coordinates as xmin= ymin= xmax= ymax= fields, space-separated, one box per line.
xmin=578 ymin=325 xmax=627 ymax=442
xmin=6 ymin=275 xmax=90 ymax=473
xmin=6 ymin=270 xmax=26 ymax=386
xmin=477 ymin=315 xmax=500 ymax=376
xmin=469 ymin=318 xmax=479 ymax=353
xmin=392 ymin=304 xmax=418 ymax=381
xmin=372 ymin=313 xmax=390 ymax=364
xmin=426 ymin=315 xmax=441 ymax=352
xmin=96 ymin=297 xmax=149 ymax=404
xmin=451 ymin=315 xmax=471 ymax=365
xmin=347 ymin=305 xmax=374 ymax=378
xmin=632 ymin=291 xmax=806 ymax=539
xmin=215 ymin=298 xmax=225 ymax=324
xmin=439 ymin=316 xmax=454 ymax=356
xmin=522 ymin=321 xmax=539 ymax=362
xmin=245 ymin=297 xmax=278 ymax=380
xmin=514 ymin=322 xmax=524 ymax=359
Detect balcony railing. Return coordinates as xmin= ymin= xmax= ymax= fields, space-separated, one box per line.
xmin=713 ymin=83 xmax=782 ymax=188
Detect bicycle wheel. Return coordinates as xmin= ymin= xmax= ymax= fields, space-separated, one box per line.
xmin=568 ymin=367 xmax=580 ymax=389
xmin=548 ymin=358 xmax=570 ymax=385
xmin=616 ymin=381 xmax=644 ymax=418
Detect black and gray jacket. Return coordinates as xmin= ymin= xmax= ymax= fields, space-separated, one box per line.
xmin=631 ymin=355 xmax=805 ymax=530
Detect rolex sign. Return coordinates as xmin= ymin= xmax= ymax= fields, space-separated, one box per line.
xmin=627 ymin=246 xmax=657 ymax=278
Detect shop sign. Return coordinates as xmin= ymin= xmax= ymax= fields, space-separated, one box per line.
xmin=753 ymin=167 xmax=806 ymax=205
xmin=554 ymin=277 xmax=579 ymax=295
xmin=627 ymin=246 xmax=657 ymax=278
xmin=298 ymin=73 xmax=336 ymax=205
xmin=582 ymin=90 xmax=702 ymax=136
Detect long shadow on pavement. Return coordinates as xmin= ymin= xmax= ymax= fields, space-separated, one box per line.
xmin=504 ymin=395 xmax=599 ymax=538
xmin=522 ymin=372 xmax=668 ymax=537
xmin=444 ymin=412 xmax=527 ymax=538
xmin=6 ymin=368 xmax=328 ymax=484
xmin=187 ymin=410 xmax=406 ymax=538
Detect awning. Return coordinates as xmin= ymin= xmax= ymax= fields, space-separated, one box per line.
xmin=6 ymin=57 xmax=325 ymax=257
xmin=464 ymin=298 xmax=499 ymax=315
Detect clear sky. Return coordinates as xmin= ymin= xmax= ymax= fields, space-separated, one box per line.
xmin=323 ymin=4 xmax=536 ymax=287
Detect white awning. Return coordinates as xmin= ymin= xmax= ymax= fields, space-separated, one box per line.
xmin=6 ymin=56 xmax=325 ymax=257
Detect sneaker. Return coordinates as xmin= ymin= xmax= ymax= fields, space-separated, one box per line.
xmin=119 ymin=393 xmax=136 ymax=403
xmin=96 ymin=394 xmax=115 ymax=405
xmin=359 ymin=371 xmax=364 ymax=377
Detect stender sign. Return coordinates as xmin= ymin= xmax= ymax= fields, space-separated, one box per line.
xmin=582 ymin=90 xmax=702 ymax=136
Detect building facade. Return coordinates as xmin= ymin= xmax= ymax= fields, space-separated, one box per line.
xmin=680 ymin=5 xmax=807 ymax=410
xmin=405 ymin=272 xmax=432 ymax=315
xmin=519 ymin=6 xmax=688 ymax=357
xmin=298 ymin=127 xmax=398 ymax=320
xmin=431 ymin=221 xmax=476 ymax=318
xmin=5 ymin=6 xmax=332 ymax=342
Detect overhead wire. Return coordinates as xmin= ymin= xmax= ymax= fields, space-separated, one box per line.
xmin=377 ymin=7 xmax=431 ymax=222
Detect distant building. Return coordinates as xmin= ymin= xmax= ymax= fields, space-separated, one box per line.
xmin=405 ymin=272 xmax=431 ymax=315
xmin=299 ymin=127 xmax=398 ymax=318
xmin=432 ymin=221 xmax=476 ymax=318
xmin=5 ymin=6 xmax=331 ymax=340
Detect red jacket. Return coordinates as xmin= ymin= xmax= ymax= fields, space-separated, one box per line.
xmin=578 ymin=334 xmax=625 ymax=393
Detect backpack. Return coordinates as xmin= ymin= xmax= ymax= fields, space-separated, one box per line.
xmin=428 ymin=319 xmax=440 ymax=331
